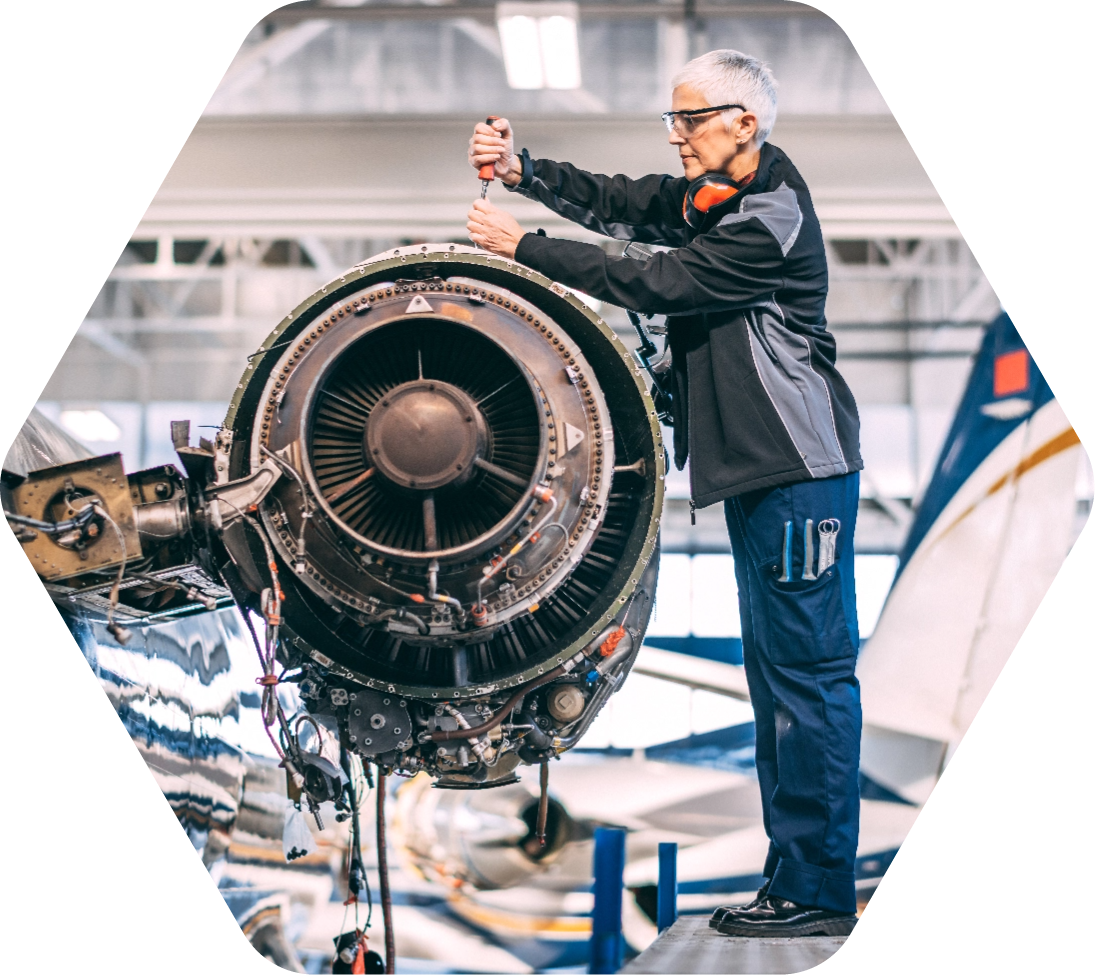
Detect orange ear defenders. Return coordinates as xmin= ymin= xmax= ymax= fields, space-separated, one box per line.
xmin=682 ymin=172 xmax=755 ymax=229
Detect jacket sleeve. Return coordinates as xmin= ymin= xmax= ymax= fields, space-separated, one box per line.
xmin=506 ymin=150 xmax=691 ymax=247
xmin=515 ymin=209 xmax=787 ymax=315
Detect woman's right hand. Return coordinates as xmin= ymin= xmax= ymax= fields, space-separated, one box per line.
xmin=468 ymin=117 xmax=522 ymax=186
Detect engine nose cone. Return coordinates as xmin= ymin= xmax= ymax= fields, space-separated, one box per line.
xmin=367 ymin=380 xmax=484 ymax=491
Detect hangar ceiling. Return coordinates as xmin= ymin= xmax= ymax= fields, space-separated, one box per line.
xmin=39 ymin=0 xmax=1012 ymax=551
xmin=208 ymin=2 xmax=887 ymax=118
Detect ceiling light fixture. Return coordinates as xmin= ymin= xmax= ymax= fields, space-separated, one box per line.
xmin=496 ymin=2 xmax=582 ymax=91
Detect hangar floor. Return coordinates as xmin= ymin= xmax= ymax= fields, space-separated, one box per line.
xmin=620 ymin=917 xmax=847 ymax=975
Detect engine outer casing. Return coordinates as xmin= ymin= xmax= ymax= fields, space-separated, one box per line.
xmin=225 ymin=245 xmax=664 ymax=701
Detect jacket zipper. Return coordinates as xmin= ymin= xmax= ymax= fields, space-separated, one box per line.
xmin=686 ymin=146 xmax=772 ymax=526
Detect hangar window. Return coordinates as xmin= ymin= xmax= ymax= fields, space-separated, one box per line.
xmin=262 ymin=239 xmax=315 ymax=267
xmin=830 ymin=240 xmax=870 ymax=264
xmin=173 ymin=239 xmax=225 ymax=265
xmin=124 ymin=240 xmax=157 ymax=264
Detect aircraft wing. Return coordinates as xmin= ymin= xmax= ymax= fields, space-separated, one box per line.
xmin=633 ymin=645 xmax=751 ymax=701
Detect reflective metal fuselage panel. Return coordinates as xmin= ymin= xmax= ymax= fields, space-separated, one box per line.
xmin=65 ymin=605 xmax=249 ymax=861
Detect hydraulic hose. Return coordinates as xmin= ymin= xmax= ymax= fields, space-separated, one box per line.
xmin=428 ymin=623 xmax=628 ymax=743
xmin=6 ymin=505 xmax=97 ymax=534
xmin=428 ymin=664 xmax=566 ymax=742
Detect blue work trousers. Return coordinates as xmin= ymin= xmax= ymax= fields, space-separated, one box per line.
xmin=723 ymin=472 xmax=861 ymax=914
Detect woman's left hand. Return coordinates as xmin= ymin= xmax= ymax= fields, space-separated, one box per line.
xmin=467 ymin=199 xmax=526 ymax=259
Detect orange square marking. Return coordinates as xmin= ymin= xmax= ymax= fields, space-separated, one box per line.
xmin=994 ymin=350 xmax=1029 ymax=396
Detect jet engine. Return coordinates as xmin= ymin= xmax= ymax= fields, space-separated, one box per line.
xmin=7 ymin=245 xmax=664 ymax=793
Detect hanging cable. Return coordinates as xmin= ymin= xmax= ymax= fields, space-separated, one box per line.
xmin=375 ymin=767 xmax=396 ymax=975
xmin=340 ymin=749 xmax=374 ymax=934
xmin=215 ymin=498 xmax=299 ymax=773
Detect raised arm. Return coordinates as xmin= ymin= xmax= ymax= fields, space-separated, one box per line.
xmin=468 ymin=118 xmax=690 ymax=246
xmin=513 ymin=199 xmax=790 ymax=315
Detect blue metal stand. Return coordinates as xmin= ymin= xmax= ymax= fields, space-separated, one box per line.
xmin=656 ymin=842 xmax=678 ymax=932
xmin=589 ymin=826 xmax=627 ymax=974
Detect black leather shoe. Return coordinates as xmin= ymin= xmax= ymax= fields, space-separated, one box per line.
xmin=716 ymin=895 xmax=858 ymax=937
xmin=708 ymin=879 xmax=771 ymax=928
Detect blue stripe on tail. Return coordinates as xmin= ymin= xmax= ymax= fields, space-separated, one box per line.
xmin=896 ymin=312 xmax=1055 ymax=576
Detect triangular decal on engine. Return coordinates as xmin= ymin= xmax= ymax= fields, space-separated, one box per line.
xmin=405 ymin=295 xmax=434 ymax=314
xmin=565 ymin=422 xmax=585 ymax=454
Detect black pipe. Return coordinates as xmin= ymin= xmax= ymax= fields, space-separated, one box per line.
xmin=376 ymin=768 xmax=396 ymax=975
xmin=536 ymin=761 xmax=550 ymax=848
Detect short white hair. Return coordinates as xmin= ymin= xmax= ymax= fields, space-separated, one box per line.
xmin=671 ymin=49 xmax=779 ymax=145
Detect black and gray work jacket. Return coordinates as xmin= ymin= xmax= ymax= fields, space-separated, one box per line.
xmin=507 ymin=141 xmax=863 ymax=508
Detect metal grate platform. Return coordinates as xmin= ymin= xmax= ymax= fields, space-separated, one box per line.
xmin=620 ymin=916 xmax=848 ymax=975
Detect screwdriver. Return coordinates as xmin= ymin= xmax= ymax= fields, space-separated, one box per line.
xmin=479 ymin=115 xmax=500 ymax=198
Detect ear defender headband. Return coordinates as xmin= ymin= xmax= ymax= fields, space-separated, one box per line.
xmin=682 ymin=172 xmax=756 ymax=229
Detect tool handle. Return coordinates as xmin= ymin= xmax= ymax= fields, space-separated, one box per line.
xmin=478 ymin=115 xmax=500 ymax=181
xmin=778 ymin=521 xmax=793 ymax=582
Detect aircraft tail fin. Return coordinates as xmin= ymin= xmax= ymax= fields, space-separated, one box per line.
xmin=896 ymin=312 xmax=1060 ymax=575
xmin=857 ymin=312 xmax=1085 ymax=800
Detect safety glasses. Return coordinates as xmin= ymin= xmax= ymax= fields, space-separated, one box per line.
xmin=661 ymin=103 xmax=745 ymax=136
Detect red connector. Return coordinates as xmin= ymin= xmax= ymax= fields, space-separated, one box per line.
xmin=599 ymin=627 xmax=627 ymax=657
